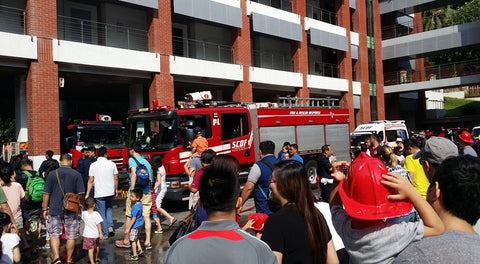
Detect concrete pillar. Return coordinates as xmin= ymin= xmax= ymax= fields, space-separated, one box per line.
xmin=291 ymin=0 xmax=309 ymax=99
xmin=25 ymin=0 xmax=59 ymax=156
xmin=147 ymin=1 xmax=175 ymax=107
xmin=14 ymin=75 xmax=28 ymax=142
xmin=336 ymin=0 xmax=355 ymax=132
xmin=129 ymin=84 xmax=144 ymax=110
xmin=413 ymin=6 xmax=425 ymax=83
xmin=372 ymin=0 xmax=385 ymax=120
xmin=232 ymin=0 xmax=253 ymax=102
xmin=355 ymin=0 xmax=371 ymax=124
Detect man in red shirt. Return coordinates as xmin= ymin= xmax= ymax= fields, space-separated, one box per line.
xmin=368 ymin=133 xmax=381 ymax=158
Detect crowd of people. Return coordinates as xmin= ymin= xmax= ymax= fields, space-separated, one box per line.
xmin=0 ymin=142 xmax=177 ymax=263
xmin=0 ymin=127 xmax=478 ymax=263
xmin=165 ymin=131 xmax=480 ymax=264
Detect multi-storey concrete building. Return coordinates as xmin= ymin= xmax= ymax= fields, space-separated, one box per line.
xmin=0 ymin=0 xmax=478 ymax=165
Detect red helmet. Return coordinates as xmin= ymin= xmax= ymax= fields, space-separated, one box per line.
xmin=248 ymin=213 xmax=268 ymax=231
xmin=458 ymin=130 xmax=474 ymax=145
xmin=338 ymin=153 xmax=413 ymax=220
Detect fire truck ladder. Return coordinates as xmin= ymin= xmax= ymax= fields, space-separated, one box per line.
xmin=278 ymin=96 xmax=341 ymax=108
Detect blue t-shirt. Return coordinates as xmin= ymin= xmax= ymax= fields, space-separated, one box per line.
xmin=130 ymin=202 xmax=144 ymax=229
xmin=128 ymin=156 xmax=152 ymax=194
xmin=290 ymin=154 xmax=304 ymax=164
xmin=44 ymin=166 xmax=85 ymax=216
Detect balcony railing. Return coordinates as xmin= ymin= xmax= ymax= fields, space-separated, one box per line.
xmin=384 ymin=58 xmax=480 ymax=86
xmin=57 ymin=15 xmax=148 ymax=51
xmin=251 ymin=0 xmax=290 ymax=12
xmin=306 ymin=4 xmax=337 ymax=25
xmin=0 ymin=5 xmax=25 ymax=35
xmin=172 ymin=36 xmax=234 ymax=64
xmin=252 ymin=50 xmax=291 ymax=71
xmin=382 ymin=21 xmax=414 ymax=40
xmin=310 ymin=62 xmax=340 ymax=78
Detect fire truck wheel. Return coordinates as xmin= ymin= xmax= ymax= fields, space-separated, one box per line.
xmin=305 ymin=160 xmax=318 ymax=188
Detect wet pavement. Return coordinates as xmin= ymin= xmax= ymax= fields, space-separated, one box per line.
xmin=22 ymin=197 xmax=257 ymax=264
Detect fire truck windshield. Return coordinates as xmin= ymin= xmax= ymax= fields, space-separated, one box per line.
xmin=129 ymin=118 xmax=176 ymax=151
xmin=76 ymin=128 xmax=125 ymax=149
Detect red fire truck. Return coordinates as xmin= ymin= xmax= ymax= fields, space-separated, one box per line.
xmin=61 ymin=114 xmax=129 ymax=181
xmin=126 ymin=92 xmax=350 ymax=202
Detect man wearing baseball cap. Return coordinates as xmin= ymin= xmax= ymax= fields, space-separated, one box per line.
xmin=457 ymin=130 xmax=477 ymax=157
xmin=412 ymin=136 xmax=459 ymax=182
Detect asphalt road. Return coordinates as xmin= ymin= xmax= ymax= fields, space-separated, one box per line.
xmin=23 ymin=197 xmax=257 ymax=264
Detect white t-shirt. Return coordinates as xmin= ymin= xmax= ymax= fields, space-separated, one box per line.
xmin=0 ymin=233 xmax=20 ymax=264
xmin=314 ymin=202 xmax=344 ymax=251
xmin=157 ymin=166 xmax=167 ymax=193
xmin=88 ymin=157 xmax=118 ymax=198
xmin=82 ymin=211 xmax=103 ymax=238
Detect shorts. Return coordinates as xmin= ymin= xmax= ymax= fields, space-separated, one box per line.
xmin=150 ymin=190 xmax=158 ymax=215
xmin=14 ymin=216 xmax=23 ymax=229
xmin=129 ymin=228 xmax=139 ymax=242
xmin=82 ymin=237 xmax=100 ymax=250
xmin=46 ymin=213 xmax=80 ymax=240
xmin=125 ymin=193 xmax=152 ymax=219
xmin=155 ymin=186 xmax=166 ymax=208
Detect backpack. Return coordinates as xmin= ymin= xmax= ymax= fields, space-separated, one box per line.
xmin=131 ymin=156 xmax=151 ymax=187
xmin=256 ymin=159 xmax=281 ymax=212
xmin=24 ymin=171 xmax=45 ymax=203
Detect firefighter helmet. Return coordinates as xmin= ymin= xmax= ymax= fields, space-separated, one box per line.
xmin=338 ymin=152 xmax=413 ymax=220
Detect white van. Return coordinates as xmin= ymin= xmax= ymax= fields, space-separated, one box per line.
xmin=350 ymin=120 xmax=409 ymax=148
xmin=472 ymin=126 xmax=480 ymax=140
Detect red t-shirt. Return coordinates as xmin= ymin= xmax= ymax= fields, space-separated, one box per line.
xmin=191 ymin=168 xmax=204 ymax=190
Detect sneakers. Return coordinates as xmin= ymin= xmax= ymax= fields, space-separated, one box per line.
xmin=138 ymin=249 xmax=144 ymax=256
xmin=44 ymin=242 xmax=50 ymax=249
xmin=144 ymin=243 xmax=152 ymax=250
xmin=128 ymin=255 xmax=139 ymax=261
xmin=115 ymin=240 xmax=131 ymax=248
xmin=154 ymin=229 xmax=163 ymax=234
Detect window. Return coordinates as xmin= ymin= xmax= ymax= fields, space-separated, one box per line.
xmin=178 ymin=115 xmax=211 ymax=148
xmin=221 ymin=113 xmax=249 ymax=140
xmin=386 ymin=130 xmax=407 ymax=142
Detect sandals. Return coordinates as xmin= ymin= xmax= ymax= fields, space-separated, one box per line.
xmin=154 ymin=229 xmax=163 ymax=234
xmin=144 ymin=243 xmax=152 ymax=250
xmin=168 ymin=218 xmax=177 ymax=228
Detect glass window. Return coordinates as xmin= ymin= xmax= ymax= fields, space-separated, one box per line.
xmin=221 ymin=113 xmax=249 ymax=140
xmin=131 ymin=118 xmax=176 ymax=151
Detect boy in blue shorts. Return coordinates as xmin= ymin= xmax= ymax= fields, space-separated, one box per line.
xmin=125 ymin=189 xmax=144 ymax=261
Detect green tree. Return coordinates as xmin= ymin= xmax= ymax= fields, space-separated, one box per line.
xmin=0 ymin=118 xmax=16 ymax=144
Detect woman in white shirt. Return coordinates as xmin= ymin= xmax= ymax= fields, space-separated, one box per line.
xmin=151 ymin=155 xmax=175 ymax=230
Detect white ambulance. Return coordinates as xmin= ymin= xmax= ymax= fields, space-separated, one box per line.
xmin=350 ymin=120 xmax=409 ymax=148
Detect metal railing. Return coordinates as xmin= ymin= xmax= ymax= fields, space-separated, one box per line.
xmin=172 ymin=36 xmax=234 ymax=64
xmin=384 ymin=58 xmax=480 ymax=86
xmin=278 ymin=96 xmax=342 ymax=108
xmin=381 ymin=20 xmax=414 ymax=40
xmin=251 ymin=0 xmax=290 ymax=12
xmin=310 ymin=62 xmax=340 ymax=78
xmin=306 ymin=4 xmax=337 ymax=25
xmin=57 ymin=15 xmax=148 ymax=51
xmin=252 ymin=49 xmax=291 ymax=71
xmin=0 ymin=5 xmax=25 ymax=34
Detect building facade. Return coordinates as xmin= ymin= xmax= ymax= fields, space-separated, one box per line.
xmin=0 ymin=0 xmax=478 ymax=164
